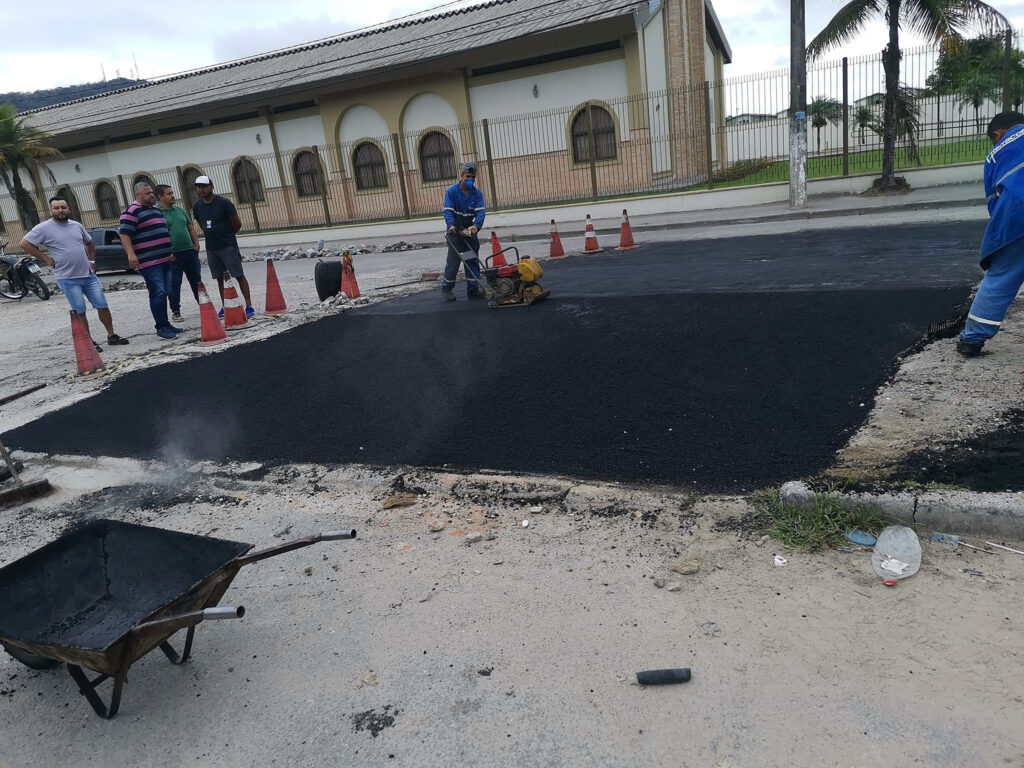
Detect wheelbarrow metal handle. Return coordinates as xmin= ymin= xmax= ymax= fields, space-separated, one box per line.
xmin=321 ymin=530 xmax=357 ymax=541
xmin=132 ymin=606 xmax=245 ymax=636
xmin=235 ymin=529 xmax=358 ymax=567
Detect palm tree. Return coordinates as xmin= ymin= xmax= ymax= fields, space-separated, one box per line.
xmin=869 ymin=86 xmax=923 ymax=164
xmin=956 ymin=72 xmax=999 ymax=133
xmin=853 ymin=105 xmax=875 ymax=145
xmin=807 ymin=96 xmax=844 ymax=152
xmin=808 ymin=0 xmax=1008 ymax=190
xmin=0 ymin=103 xmax=60 ymax=230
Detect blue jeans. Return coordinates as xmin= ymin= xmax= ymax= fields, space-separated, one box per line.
xmin=960 ymin=238 xmax=1024 ymax=345
xmin=56 ymin=275 xmax=108 ymax=314
xmin=170 ymin=249 xmax=202 ymax=312
xmin=441 ymin=232 xmax=482 ymax=294
xmin=139 ymin=261 xmax=173 ymax=331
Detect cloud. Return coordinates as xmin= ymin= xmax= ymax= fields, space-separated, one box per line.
xmin=211 ymin=15 xmax=357 ymax=62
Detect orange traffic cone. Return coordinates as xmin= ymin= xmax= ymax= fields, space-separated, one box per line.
xmin=549 ymin=220 xmax=566 ymax=259
xmin=222 ymin=274 xmax=249 ymax=329
xmin=264 ymin=259 xmax=288 ymax=315
xmin=341 ymin=252 xmax=360 ymax=299
xmin=69 ymin=310 xmax=105 ymax=378
xmin=489 ymin=231 xmax=506 ymax=266
xmin=583 ymin=214 xmax=603 ymax=253
xmin=197 ymin=282 xmax=228 ymax=345
xmin=616 ymin=209 xmax=637 ymax=251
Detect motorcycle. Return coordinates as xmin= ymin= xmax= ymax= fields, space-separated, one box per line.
xmin=0 ymin=241 xmax=50 ymax=301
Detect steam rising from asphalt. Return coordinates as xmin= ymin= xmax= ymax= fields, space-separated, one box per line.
xmin=155 ymin=412 xmax=240 ymax=481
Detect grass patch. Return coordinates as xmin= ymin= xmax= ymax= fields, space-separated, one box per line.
xmin=700 ymin=137 xmax=990 ymax=190
xmin=750 ymin=486 xmax=892 ymax=552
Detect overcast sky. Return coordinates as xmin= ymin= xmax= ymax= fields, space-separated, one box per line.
xmin=2 ymin=0 xmax=1024 ymax=94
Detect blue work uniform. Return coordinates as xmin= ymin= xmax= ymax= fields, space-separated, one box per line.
xmin=441 ymin=182 xmax=487 ymax=294
xmin=960 ymin=123 xmax=1024 ymax=346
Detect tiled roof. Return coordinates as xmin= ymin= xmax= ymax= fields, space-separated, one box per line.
xmin=26 ymin=0 xmax=643 ymax=136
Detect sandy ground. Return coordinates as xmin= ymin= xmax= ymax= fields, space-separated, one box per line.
xmin=0 ymin=462 xmax=1021 ymax=767
xmin=2 ymin=205 xmax=1023 ymax=767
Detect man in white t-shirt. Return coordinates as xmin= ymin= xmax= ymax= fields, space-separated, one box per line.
xmin=20 ymin=196 xmax=130 ymax=351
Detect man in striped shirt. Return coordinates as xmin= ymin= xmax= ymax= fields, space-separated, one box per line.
xmin=119 ymin=182 xmax=181 ymax=340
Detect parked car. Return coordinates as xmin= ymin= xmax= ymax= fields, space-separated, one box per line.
xmin=87 ymin=228 xmax=131 ymax=273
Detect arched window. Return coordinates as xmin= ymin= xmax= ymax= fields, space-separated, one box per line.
xmin=232 ymin=159 xmax=264 ymax=203
xmin=353 ymin=142 xmax=387 ymax=190
xmin=571 ymin=105 xmax=617 ymax=163
xmin=293 ymin=151 xmax=323 ymax=197
xmin=132 ymin=173 xmax=156 ymax=191
xmin=419 ymin=131 xmax=456 ymax=183
xmin=181 ymin=167 xmax=204 ymax=211
xmin=95 ymin=181 xmax=120 ymax=220
xmin=55 ymin=186 xmax=83 ymax=221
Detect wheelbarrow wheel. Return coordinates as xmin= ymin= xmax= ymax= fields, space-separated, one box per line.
xmin=2 ymin=641 xmax=61 ymax=670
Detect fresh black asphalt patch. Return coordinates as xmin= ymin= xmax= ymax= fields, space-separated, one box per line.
xmin=6 ymin=222 xmax=986 ymax=492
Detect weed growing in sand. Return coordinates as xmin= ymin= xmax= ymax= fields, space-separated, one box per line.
xmin=750 ymin=487 xmax=891 ymax=551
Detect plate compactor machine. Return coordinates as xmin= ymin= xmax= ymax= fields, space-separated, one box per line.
xmin=446 ymin=230 xmax=550 ymax=308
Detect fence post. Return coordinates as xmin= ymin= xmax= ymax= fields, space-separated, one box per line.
xmin=482 ymin=118 xmax=499 ymax=212
xmin=842 ymin=57 xmax=849 ymax=177
xmin=243 ymin=163 xmax=261 ymax=233
xmin=703 ymin=82 xmax=714 ymax=190
xmin=318 ymin=156 xmax=332 ymax=226
xmin=392 ymin=132 xmax=411 ymax=220
xmin=585 ymin=102 xmax=599 ymax=202
xmin=1004 ymin=29 xmax=1013 ymax=112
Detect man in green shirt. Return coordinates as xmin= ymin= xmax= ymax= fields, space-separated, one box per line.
xmin=155 ymin=184 xmax=202 ymax=324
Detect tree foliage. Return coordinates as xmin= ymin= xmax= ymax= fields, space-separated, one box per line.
xmin=808 ymin=0 xmax=1009 ymax=189
xmin=0 ymin=103 xmax=60 ymax=229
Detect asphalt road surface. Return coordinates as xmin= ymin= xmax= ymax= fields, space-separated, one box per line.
xmin=6 ymin=222 xmax=985 ymax=491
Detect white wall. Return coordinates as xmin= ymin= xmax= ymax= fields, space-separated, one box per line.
xmin=107 ymin=125 xmax=272 ymax=180
xmin=401 ymin=92 xmax=461 ymax=171
xmin=643 ymin=10 xmax=671 ymax=174
xmin=469 ymin=59 xmax=630 ymax=159
xmin=272 ymin=114 xmax=328 ymax=152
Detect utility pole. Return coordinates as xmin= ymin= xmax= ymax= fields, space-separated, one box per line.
xmin=789 ymin=0 xmax=807 ymax=210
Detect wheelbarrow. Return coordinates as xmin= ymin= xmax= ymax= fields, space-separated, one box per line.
xmin=0 ymin=518 xmax=356 ymax=718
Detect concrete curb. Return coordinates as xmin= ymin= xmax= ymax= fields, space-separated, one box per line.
xmin=780 ymin=480 xmax=1024 ymax=539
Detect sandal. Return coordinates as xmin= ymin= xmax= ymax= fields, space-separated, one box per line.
xmin=107 ymin=334 xmax=130 ymax=345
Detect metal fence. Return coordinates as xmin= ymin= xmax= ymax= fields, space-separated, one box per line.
xmin=7 ymin=31 xmax=1021 ymax=238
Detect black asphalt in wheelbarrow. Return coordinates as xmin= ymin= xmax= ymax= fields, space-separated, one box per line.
xmin=0 ymin=519 xmax=355 ymax=719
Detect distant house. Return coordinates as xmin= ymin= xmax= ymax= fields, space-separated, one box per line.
xmin=854 ymin=88 xmax=927 ymax=108
xmin=726 ymin=113 xmax=777 ymax=126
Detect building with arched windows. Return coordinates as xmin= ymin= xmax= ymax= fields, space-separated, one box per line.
xmin=0 ymin=0 xmax=730 ymax=240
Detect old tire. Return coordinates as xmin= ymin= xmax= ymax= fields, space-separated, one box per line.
xmin=314 ymin=261 xmax=343 ymax=301
xmin=28 ymin=275 xmax=50 ymax=300
xmin=2 ymin=642 xmax=60 ymax=670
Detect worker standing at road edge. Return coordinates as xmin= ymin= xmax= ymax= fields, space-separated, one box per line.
xmin=958 ymin=110 xmax=1024 ymax=357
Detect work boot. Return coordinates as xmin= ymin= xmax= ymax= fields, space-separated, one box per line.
xmin=956 ymin=339 xmax=983 ymax=357
xmin=467 ymin=290 xmax=485 ymax=300
xmin=441 ymin=289 xmax=456 ymax=302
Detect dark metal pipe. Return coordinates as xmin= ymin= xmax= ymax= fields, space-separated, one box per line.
xmin=235 ymin=529 xmax=357 ymax=567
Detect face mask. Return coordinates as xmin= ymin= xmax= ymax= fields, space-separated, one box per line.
xmin=464 ymin=178 xmax=475 ymax=189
